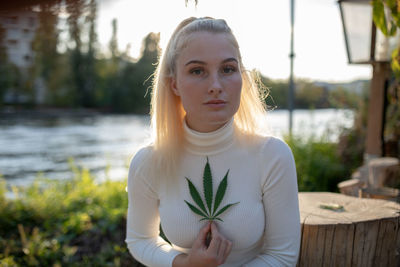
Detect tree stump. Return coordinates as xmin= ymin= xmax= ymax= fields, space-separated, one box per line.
xmin=338 ymin=179 xmax=364 ymax=197
xmin=368 ymin=157 xmax=399 ymax=188
xmin=360 ymin=187 xmax=400 ymax=203
xmin=298 ymin=192 xmax=400 ymax=267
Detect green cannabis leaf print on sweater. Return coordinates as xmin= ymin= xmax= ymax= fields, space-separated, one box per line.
xmin=184 ymin=157 xmax=239 ymax=222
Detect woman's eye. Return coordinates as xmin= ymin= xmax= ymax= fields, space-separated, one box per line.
xmin=189 ymin=68 xmax=203 ymax=75
xmin=222 ymin=66 xmax=236 ymax=74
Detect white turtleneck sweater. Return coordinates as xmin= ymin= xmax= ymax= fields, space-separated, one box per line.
xmin=125 ymin=120 xmax=301 ymax=267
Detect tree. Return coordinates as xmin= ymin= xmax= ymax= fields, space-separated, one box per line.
xmin=0 ymin=23 xmax=24 ymax=106
xmin=109 ymin=18 xmax=118 ymax=62
xmin=372 ymin=0 xmax=400 ymax=157
xmin=64 ymin=0 xmax=99 ymax=107
xmin=112 ymin=32 xmax=160 ymax=113
xmin=83 ymin=0 xmax=98 ymax=107
xmin=328 ymin=86 xmax=362 ymax=109
xmin=295 ymin=81 xmax=328 ymax=109
xmin=30 ymin=0 xmax=62 ymax=105
xmin=260 ymin=76 xmax=289 ymax=109
xmin=66 ymin=0 xmax=86 ymax=107
xmin=0 ymin=24 xmax=8 ymax=105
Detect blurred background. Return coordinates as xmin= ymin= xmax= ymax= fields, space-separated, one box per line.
xmin=0 ymin=0 xmax=399 ymax=265
xmin=0 ymin=0 xmax=373 ymax=185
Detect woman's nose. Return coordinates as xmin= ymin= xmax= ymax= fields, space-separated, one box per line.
xmin=208 ymin=73 xmax=223 ymax=94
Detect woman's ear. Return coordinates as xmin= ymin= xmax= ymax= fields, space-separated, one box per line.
xmin=170 ymin=77 xmax=180 ymax=96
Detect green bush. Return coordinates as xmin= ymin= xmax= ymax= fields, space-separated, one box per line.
xmin=285 ymin=135 xmax=351 ymax=192
xmin=0 ymin=165 xmax=143 ymax=266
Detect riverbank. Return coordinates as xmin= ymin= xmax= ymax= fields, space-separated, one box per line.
xmin=1 ymin=109 xmax=354 ymax=185
xmin=1 ymin=106 xmax=109 ymax=120
xmin=0 ymin=106 xmax=355 ymax=118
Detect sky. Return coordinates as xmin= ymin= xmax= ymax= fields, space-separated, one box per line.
xmin=96 ymin=0 xmax=372 ymax=82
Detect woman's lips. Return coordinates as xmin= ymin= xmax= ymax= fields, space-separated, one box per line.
xmin=204 ymin=100 xmax=227 ymax=108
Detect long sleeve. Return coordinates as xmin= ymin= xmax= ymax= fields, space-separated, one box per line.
xmin=244 ymin=138 xmax=301 ymax=267
xmin=125 ymin=148 xmax=181 ymax=267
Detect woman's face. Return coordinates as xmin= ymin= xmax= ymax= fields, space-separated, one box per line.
xmin=171 ymin=32 xmax=243 ymax=133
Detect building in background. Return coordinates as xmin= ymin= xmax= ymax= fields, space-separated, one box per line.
xmin=0 ymin=11 xmax=37 ymax=68
xmin=0 ymin=10 xmax=41 ymax=104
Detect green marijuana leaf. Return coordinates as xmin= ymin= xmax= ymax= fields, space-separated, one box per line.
xmin=203 ymin=157 xmax=213 ymax=214
xmin=184 ymin=200 xmax=208 ymax=217
xmin=184 ymin=158 xmax=239 ymax=222
xmin=213 ymin=170 xmax=228 ymax=215
xmin=213 ymin=202 xmax=239 ymax=218
xmin=185 ymin=178 xmax=207 ymax=215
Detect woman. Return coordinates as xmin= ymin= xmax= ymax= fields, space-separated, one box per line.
xmin=125 ymin=17 xmax=300 ymax=267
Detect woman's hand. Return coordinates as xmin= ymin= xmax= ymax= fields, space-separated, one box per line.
xmin=172 ymin=222 xmax=232 ymax=267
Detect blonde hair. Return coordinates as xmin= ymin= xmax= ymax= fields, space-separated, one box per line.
xmin=148 ymin=17 xmax=268 ymax=176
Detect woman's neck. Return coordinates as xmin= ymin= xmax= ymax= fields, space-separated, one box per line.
xmin=183 ymin=118 xmax=235 ymax=155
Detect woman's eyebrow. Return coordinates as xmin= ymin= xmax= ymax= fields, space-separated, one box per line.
xmin=222 ymin=58 xmax=238 ymax=64
xmin=185 ymin=58 xmax=238 ymax=66
xmin=185 ymin=60 xmax=205 ymax=66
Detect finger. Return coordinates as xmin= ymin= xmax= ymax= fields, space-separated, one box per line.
xmin=223 ymin=240 xmax=232 ymax=259
xmin=199 ymin=222 xmax=211 ymax=239
xmin=208 ymin=223 xmax=222 ymax=253
xmin=193 ymin=222 xmax=211 ymax=248
xmin=208 ymin=234 xmax=221 ymax=255
xmin=210 ymin=221 xmax=220 ymax=241
xmin=217 ymin=239 xmax=228 ymax=260
xmin=210 ymin=221 xmax=219 ymax=234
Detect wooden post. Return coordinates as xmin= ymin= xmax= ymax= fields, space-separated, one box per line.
xmin=365 ymin=62 xmax=390 ymax=160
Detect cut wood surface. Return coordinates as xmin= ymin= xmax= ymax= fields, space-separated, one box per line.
xmin=368 ymin=157 xmax=399 ymax=188
xmin=298 ymin=192 xmax=400 ymax=267
xmin=338 ymin=179 xmax=364 ymax=197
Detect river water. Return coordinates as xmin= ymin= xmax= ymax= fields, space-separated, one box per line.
xmin=1 ymin=109 xmax=354 ymax=186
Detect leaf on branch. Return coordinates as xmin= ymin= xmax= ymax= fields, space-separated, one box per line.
xmin=186 ymin=177 xmax=208 ymax=215
xmin=373 ymin=0 xmax=398 ymax=36
xmin=184 ymin=200 xmax=208 ymax=218
xmin=392 ymin=11 xmax=400 ymax=28
xmin=213 ymin=170 xmax=229 ymax=215
xmin=391 ymin=48 xmax=400 ymax=77
xmin=373 ymin=0 xmax=389 ymax=35
xmin=386 ymin=0 xmax=397 ymax=10
xmin=203 ymin=157 xmax=213 ymax=214
xmin=185 ymin=157 xmax=239 ymax=222
xmin=214 ymin=202 xmax=240 ymax=218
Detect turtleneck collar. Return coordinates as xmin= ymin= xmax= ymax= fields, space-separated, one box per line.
xmin=183 ymin=118 xmax=235 ymax=156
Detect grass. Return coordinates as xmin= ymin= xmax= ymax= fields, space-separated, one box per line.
xmin=0 ymin=164 xmax=143 ymax=267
